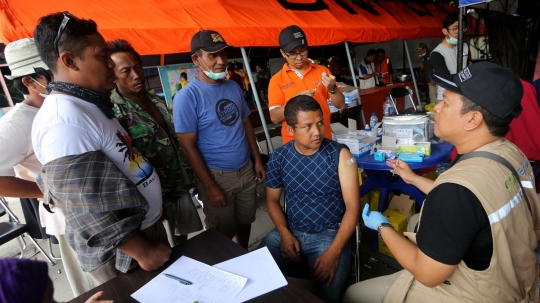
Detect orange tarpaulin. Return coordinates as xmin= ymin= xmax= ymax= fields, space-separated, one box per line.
xmin=0 ymin=0 xmax=475 ymax=56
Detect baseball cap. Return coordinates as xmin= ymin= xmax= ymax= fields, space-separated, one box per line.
xmin=279 ymin=25 xmax=308 ymax=53
xmin=190 ymin=30 xmax=233 ymax=55
xmin=415 ymin=43 xmax=427 ymax=52
xmin=430 ymin=61 xmax=523 ymax=122
xmin=4 ymin=38 xmax=48 ymax=80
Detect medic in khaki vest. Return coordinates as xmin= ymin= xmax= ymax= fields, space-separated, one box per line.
xmin=344 ymin=62 xmax=540 ymax=303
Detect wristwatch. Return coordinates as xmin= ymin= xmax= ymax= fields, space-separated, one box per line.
xmin=328 ymin=85 xmax=337 ymax=94
xmin=377 ymin=222 xmax=394 ymax=240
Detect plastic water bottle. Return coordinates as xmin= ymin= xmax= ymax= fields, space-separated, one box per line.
xmin=364 ymin=124 xmax=371 ymax=136
xmin=383 ymin=97 xmax=394 ymax=116
xmin=369 ymin=112 xmax=378 ymax=129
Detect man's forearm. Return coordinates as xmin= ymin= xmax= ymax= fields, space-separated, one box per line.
xmin=177 ymin=139 xmax=216 ymax=188
xmin=411 ymin=175 xmax=435 ymax=194
xmin=242 ymin=119 xmax=262 ymax=163
xmin=328 ymin=208 xmax=358 ymax=254
xmin=378 ymin=216 xmax=456 ymax=287
xmin=269 ymin=106 xmax=285 ymax=124
xmin=330 ymin=90 xmax=345 ymax=110
xmin=266 ymin=197 xmax=291 ymax=237
xmin=380 ymin=227 xmax=419 ymax=270
xmin=0 ymin=176 xmax=43 ymax=198
xmin=117 ymin=231 xmax=152 ymax=260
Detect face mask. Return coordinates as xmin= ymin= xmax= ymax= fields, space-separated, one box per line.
xmin=421 ymin=52 xmax=426 ymax=57
xmin=446 ymin=36 xmax=458 ymax=45
xmin=28 ymin=76 xmax=49 ymax=98
xmin=200 ymin=60 xmax=227 ymax=80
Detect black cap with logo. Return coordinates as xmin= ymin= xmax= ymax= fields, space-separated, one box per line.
xmin=430 ymin=61 xmax=523 ymax=123
xmin=190 ymin=30 xmax=233 ymax=55
xmin=279 ymin=25 xmax=308 ymax=53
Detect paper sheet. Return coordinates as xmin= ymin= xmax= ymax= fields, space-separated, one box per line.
xmin=213 ymin=247 xmax=288 ymax=303
xmin=131 ymin=256 xmax=247 ymax=303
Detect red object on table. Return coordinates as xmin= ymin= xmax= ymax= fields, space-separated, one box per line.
xmin=359 ymin=82 xmax=419 ymax=123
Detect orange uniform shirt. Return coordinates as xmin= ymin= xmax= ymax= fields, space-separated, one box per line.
xmin=268 ymin=62 xmax=341 ymax=144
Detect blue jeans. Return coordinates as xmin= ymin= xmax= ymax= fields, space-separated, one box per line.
xmin=259 ymin=227 xmax=351 ymax=303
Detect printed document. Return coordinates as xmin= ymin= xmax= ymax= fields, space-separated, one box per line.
xmin=131 ymin=256 xmax=247 ymax=303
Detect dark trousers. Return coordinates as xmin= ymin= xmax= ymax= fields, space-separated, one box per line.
xmin=19 ymin=198 xmax=50 ymax=240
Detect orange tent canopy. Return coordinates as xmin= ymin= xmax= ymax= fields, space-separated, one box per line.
xmin=0 ymin=0 xmax=469 ymax=56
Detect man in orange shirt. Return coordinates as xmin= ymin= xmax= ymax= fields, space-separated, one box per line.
xmin=268 ymin=25 xmax=345 ymax=144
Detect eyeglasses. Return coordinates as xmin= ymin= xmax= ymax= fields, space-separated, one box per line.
xmin=54 ymin=12 xmax=79 ymax=57
xmin=448 ymin=26 xmax=467 ymax=34
xmin=285 ymin=48 xmax=308 ymax=60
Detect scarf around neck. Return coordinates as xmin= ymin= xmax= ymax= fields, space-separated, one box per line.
xmin=47 ymin=81 xmax=115 ymax=118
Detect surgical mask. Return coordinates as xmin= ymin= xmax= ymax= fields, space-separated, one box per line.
xmin=28 ymin=76 xmax=49 ymax=98
xmin=446 ymin=36 xmax=458 ymax=45
xmin=421 ymin=52 xmax=426 ymax=57
xmin=200 ymin=60 xmax=227 ymax=80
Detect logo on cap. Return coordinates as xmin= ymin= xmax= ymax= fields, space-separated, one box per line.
xmin=211 ymin=33 xmax=224 ymax=43
xmin=458 ymin=67 xmax=472 ymax=82
xmin=293 ymin=32 xmax=304 ymax=39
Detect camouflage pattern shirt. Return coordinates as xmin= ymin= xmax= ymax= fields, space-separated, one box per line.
xmin=111 ymin=89 xmax=195 ymax=206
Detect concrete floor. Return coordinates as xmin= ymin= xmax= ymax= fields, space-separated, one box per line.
xmin=0 ymin=135 xmax=401 ymax=302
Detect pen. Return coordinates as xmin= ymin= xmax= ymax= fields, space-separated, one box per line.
xmin=164 ymin=273 xmax=193 ymax=285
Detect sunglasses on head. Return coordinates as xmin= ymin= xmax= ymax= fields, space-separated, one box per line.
xmin=54 ymin=12 xmax=80 ymax=57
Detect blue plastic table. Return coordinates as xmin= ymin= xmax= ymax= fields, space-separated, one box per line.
xmin=355 ymin=141 xmax=454 ymax=251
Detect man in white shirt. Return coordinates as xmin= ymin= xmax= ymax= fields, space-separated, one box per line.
xmin=358 ymin=49 xmax=380 ymax=89
xmin=33 ymin=11 xmax=170 ymax=285
xmin=0 ymin=38 xmax=97 ymax=296
xmin=431 ymin=12 xmax=470 ymax=103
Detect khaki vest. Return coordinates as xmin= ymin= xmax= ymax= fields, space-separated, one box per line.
xmin=385 ymin=139 xmax=540 ymax=303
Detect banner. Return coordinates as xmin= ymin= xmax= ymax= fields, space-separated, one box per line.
xmin=157 ymin=64 xmax=199 ymax=107
xmin=459 ymin=0 xmax=492 ymax=7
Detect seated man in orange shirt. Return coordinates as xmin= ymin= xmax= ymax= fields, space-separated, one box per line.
xmin=268 ymin=25 xmax=346 ymax=144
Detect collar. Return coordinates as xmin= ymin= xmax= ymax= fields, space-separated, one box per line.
xmin=284 ymin=61 xmax=314 ymax=79
xmin=47 ymin=81 xmax=114 ymax=119
xmin=110 ymin=88 xmax=161 ymax=106
xmin=284 ymin=60 xmax=314 ymax=73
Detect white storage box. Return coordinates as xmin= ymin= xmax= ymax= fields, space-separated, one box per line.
xmin=382 ymin=115 xmax=432 ymax=145
xmin=335 ymin=132 xmax=378 ymax=157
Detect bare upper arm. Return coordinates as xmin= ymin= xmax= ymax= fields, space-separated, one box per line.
xmin=413 ymin=249 xmax=457 ymax=287
xmin=266 ymin=187 xmax=282 ymax=205
xmin=338 ymin=148 xmax=360 ymax=210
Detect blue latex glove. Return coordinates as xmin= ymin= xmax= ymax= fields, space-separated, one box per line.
xmin=362 ymin=204 xmax=389 ymax=230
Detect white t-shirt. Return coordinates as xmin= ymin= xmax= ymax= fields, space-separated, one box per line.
xmin=32 ymin=94 xmax=162 ymax=229
xmin=0 ymin=103 xmax=42 ymax=181
xmin=0 ymin=102 xmax=66 ymax=236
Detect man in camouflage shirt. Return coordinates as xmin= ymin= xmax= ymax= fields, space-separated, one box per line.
xmin=108 ymin=39 xmax=202 ymax=245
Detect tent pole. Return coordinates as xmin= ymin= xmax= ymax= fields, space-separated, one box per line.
xmin=403 ymin=40 xmax=422 ymax=108
xmin=0 ymin=68 xmax=14 ymax=107
xmin=457 ymin=6 xmax=465 ymax=72
xmin=344 ymin=42 xmax=358 ymax=88
xmin=344 ymin=41 xmax=366 ymax=126
xmin=240 ymin=47 xmax=274 ymax=153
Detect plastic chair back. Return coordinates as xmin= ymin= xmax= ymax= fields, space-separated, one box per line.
xmin=390 ymin=87 xmax=417 ymax=113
